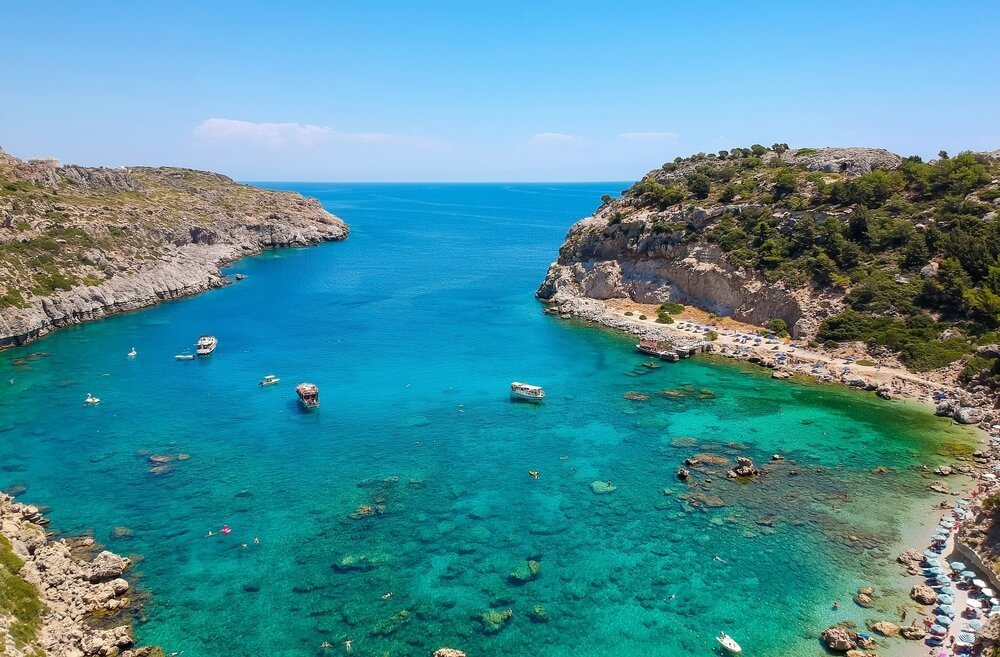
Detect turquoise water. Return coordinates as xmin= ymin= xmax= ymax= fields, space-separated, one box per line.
xmin=0 ymin=183 xmax=976 ymax=657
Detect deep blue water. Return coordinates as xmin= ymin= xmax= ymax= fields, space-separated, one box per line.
xmin=0 ymin=183 xmax=975 ymax=657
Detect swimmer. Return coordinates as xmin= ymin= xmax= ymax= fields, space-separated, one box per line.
xmin=559 ymin=455 xmax=569 ymax=460
xmin=713 ymin=555 xmax=728 ymax=563
xmin=382 ymin=592 xmax=393 ymax=600
xmin=221 ymin=524 xmax=231 ymax=535
xmin=206 ymin=530 xmax=214 ymax=537
xmin=668 ymin=594 xmax=676 ymax=600
xmin=320 ymin=641 xmax=332 ymax=649
xmin=528 ymin=470 xmax=540 ymax=479
xmin=832 ymin=601 xmax=840 ymax=609
xmin=241 ymin=543 xmax=248 ymax=549
xmin=458 ymin=404 xmax=465 ymax=413
xmin=344 ymin=639 xmax=352 ymax=652
xmin=253 ymin=536 xmax=259 ymax=544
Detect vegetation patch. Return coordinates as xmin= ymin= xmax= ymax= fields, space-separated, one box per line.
xmin=0 ymin=535 xmax=44 ymax=648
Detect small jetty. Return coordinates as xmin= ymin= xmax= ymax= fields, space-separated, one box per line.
xmin=636 ymin=339 xmax=709 ymax=363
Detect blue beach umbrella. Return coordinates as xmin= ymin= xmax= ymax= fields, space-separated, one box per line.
xmin=936 ymin=615 xmax=954 ymax=626
xmin=967 ymin=619 xmax=984 ymax=630
xmin=928 ymin=566 xmax=945 ymax=575
xmin=952 ymin=562 xmax=968 ymax=570
xmin=963 ymin=570 xmax=978 ymax=578
xmin=930 ymin=624 xmax=948 ymax=634
xmin=939 ymin=594 xmax=955 ymax=604
xmin=938 ymin=604 xmax=955 ymax=614
xmin=959 ymin=632 xmax=977 ymax=643
xmin=957 ymin=499 xmax=969 ymax=506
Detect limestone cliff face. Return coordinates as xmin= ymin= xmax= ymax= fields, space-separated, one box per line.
xmin=0 ymin=147 xmax=348 ymax=347
xmin=537 ymin=211 xmax=838 ymax=336
xmin=535 ymin=147 xmax=900 ymax=336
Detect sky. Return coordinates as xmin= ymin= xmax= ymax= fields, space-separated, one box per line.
xmin=2 ymin=1 xmax=999 ymax=182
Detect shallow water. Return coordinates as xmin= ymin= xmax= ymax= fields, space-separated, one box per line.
xmin=0 ymin=183 xmax=976 ymax=656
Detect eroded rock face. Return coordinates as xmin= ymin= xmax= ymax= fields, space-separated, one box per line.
xmin=0 ymin=148 xmax=349 ymax=348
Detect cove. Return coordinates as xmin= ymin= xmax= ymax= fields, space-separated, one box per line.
xmin=0 ymin=183 xmax=976 ymax=657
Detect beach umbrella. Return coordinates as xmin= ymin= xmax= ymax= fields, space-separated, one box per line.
xmin=957 ymin=499 xmax=969 ymax=506
xmin=939 ymin=595 xmax=955 ymax=605
xmin=925 ymin=549 xmax=941 ymax=557
xmin=951 ymin=561 xmax=968 ymax=570
xmin=968 ymin=619 xmax=984 ymax=630
xmin=930 ymin=624 xmax=948 ymax=635
xmin=963 ymin=570 xmax=978 ymax=578
xmin=928 ymin=566 xmax=945 ymax=575
xmin=968 ymin=599 xmax=983 ymax=609
xmin=938 ymin=604 xmax=955 ymax=614
xmin=974 ymin=579 xmax=988 ymax=588
xmin=986 ymin=587 xmax=998 ymax=597
xmin=937 ymin=615 xmax=954 ymax=625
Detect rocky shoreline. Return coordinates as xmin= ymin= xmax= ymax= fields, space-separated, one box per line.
xmin=0 ymin=493 xmax=162 ymax=657
xmin=546 ymin=295 xmax=1000 ymax=434
xmin=0 ymin=147 xmax=349 ymax=349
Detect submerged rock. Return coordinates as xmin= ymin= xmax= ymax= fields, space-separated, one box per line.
xmin=434 ymin=650 xmax=467 ymax=657
xmin=869 ymin=620 xmax=899 ymax=636
xmin=528 ymin=605 xmax=549 ymax=623
xmin=508 ymin=560 xmax=541 ymax=583
xmin=590 ymin=480 xmax=617 ymax=494
xmin=928 ymin=481 xmax=950 ymax=494
xmin=479 ymin=608 xmax=513 ymax=634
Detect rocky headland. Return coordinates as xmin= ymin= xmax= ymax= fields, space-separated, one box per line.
xmin=0 ymin=147 xmax=348 ymax=348
xmin=538 ymin=145 xmax=1000 ymax=427
xmin=0 ymin=493 xmax=161 ymax=657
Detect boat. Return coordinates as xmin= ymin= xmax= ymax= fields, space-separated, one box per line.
xmin=127 ymin=347 xmax=137 ymax=358
xmin=259 ymin=375 xmax=281 ymax=387
xmin=296 ymin=382 xmax=320 ymax=409
xmin=84 ymin=393 xmax=100 ymax=405
xmin=716 ymin=631 xmax=742 ymax=654
xmin=510 ymin=381 xmax=545 ymax=402
xmin=636 ymin=340 xmax=679 ymax=362
xmin=175 ymin=353 xmax=195 ymax=360
xmin=196 ymin=335 xmax=218 ymax=355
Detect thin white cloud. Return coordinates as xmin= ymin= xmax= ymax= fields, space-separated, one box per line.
xmin=193 ymin=118 xmax=436 ymax=148
xmin=618 ymin=131 xmax=680 ymax=143
xmin=530 ymin=132 xmax=583 ymax=145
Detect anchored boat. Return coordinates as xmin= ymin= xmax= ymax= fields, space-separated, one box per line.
xmin=259 ymin=375 xmax=281 ymax=386
xmin=510 ymin=382 xmax=545 ymax=402
xmin=716 ymin=631 xmax=742 ymax=654
xmin=196 ymin=335 xmax=218 ymax=355
xmin=296 ymin=382 xmax=320 ymax=409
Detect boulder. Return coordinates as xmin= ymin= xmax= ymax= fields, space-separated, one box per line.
xmin=876 ymin=386 xmax=893 ymax=400
xmin=928 ymin=481 xmax=950 ymax=494
xmin=934 ymin=465 xmax=953 ymax=476
xmin=821 ymin=626 xmax=857 ymax=652
xmin=897 ymin=549 xmax=922 ymax=567
xmin=842 ymin=373 xmax=872 ymax=389
xmin=900 ymin=626 xmax=926 ymax=640
xmin=508 ymin=560 xmax=541 ymax=583
xmin=854 ymin=592 xmax=873 ymax=608
xmin=434 ymin=650 xmax=467 ymax=657
xmin=956 ymin=407 xmax=982 ymax=425
xmin=771 ymin=370 xmax=791 ymax=380
xmin=869 ymin=620 xmax=899 ymax=636
xmin=88 ymin=550 xmax=131 ymax=582
xmin=910 ymin=584 xmax=937 ymax=605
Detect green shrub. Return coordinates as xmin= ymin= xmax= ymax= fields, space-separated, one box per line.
xmin=0 ymin=536 xmax=43 ymax=647
xmin=706 ymin=331 xmax=718 ymax=341
xmin=638 ymin=315 xmax=648 ymax=320
xmin=659 ymin=302 xmax=685 ymax=315
xmin=624 ymin=311 xmax=634 ymax=316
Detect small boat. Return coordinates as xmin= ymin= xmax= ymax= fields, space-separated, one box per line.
xmin=259 ymin=375 xmax=281 ymax=387
xmin=196 ymin=335 xmax=218 ymax=355
xmin=127 ymin=347 xmax=137 ymax=358
xmin=175 ymin=354 xmax=195 ymax=361
xmin=716 ymin=631 xmax=742 ymax=654
xmin=510 ymin=381 xmax=545 ymax=402
xmin=85 ymin=393 xmax=101 ymax=405
xmin=296 ymin=382 xmax=320 ymax=409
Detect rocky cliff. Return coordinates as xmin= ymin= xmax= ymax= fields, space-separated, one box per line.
xmin=0 ymin=147 xmax=348 ymax=347
xmin=538 ymin=146 xmax=999 ymax=339
xmin=0 ymin=493 xmax=162 ymax=657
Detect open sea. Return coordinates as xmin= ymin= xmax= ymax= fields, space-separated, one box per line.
xmin=0 ymin=183 xmax=977 ymax=657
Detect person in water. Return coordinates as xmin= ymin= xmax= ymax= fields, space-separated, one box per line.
xmin=320 ymin=641 xmax=332 ymax=649
xmin=206 ymin=530 xmax=214 ymax=537
xmin=221 ymin=524 xmax=231 ymax=535
xmin=344 ymin=639 xmax=352 ymax=652
xmin=253 ymin=536 xmax=259 ymax=544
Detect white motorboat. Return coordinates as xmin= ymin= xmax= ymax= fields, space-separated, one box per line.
xmin=84 ymin=393 xmax=101 ymax=405
xmin=196 ymin=335 xmax=218 ymax=355
xmin=127 ymin=347 xmax=137 ymax=358
xmin=259 ymin=375 xmax=281 ymax=387
xmin=716 ymin=631 xmax=742 ymax=654
xmin=510 ymin=381 xmax=545 ymax=402
xmin=175 ymin=354 xmax=195 ymax=361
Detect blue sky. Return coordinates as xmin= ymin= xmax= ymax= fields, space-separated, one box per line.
xmin=2 ymin=1 xmax=998 ymax=181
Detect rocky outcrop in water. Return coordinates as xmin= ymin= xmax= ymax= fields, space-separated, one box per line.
xmin=0 ymin=493 xmax=161 ymax=657
xmin=0 ymin=147 xmax=348 ymax=348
